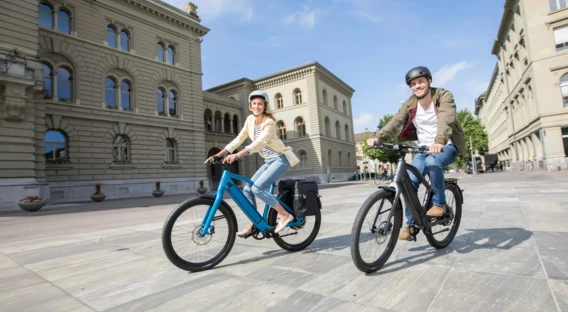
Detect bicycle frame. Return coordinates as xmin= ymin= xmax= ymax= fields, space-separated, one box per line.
xmin=199 ymin=169 xmax=299 ymax=237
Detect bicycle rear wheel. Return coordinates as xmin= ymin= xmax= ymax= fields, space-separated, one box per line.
xmin=425 ymin=183 xmax=462 ymax=249
xmin=162 ymin=197 xmax=237 ymax=272
xmin=269 ymin=208 xmax=321 ymax=251
xmin=350 ymin=189 xmax=402 ymax=273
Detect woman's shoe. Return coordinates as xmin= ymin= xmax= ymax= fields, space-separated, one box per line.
xmin=275 ymin=214 xmax=294 ymax=233
xmin=237 ymin=226 xmax=253 ymax=238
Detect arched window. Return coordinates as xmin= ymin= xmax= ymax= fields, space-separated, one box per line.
xmin=44 ymin=130 xmax=68 ymax=164
xmin=335 ymin=121 xmax=341 ymax=140
xmin=157 ymin=88 xmax=165 ymax=115
xmin=299 ymin=150 xmax=307 ymax=168
xmin=121 ymin=80 xmax=131 ymax=110
xmin=214 ymin=111 xmax=222 ymax=131
xmin=295 ymin=90 xmax=302 ymax=104
xmin=107 ymin=25 xmax=117 ymax=48
xmin=112 ymin=135 xmax=130 ymax=164
xmin=323 ymin=89 xmax=328 ymax=105
xmin=344 ymin=124 xmax=350 ymax=142
xmin=338 ymin=151 xmax=342 ymax=167
xmin=164 ymin=139 xmax=177 ymax=164
xmin=157 ymin=43 xmax=165 ymax=62
xmin=204 ymin=109 xmax=213 ymax=131
xmin=105 ymin=77 xmax=117 ymax=108
xmin=57 ymin=9 xmax=71 ymax=34
xmin=224 ymin=113 xmax=231 ymax=133
xmin=277 ymin=121 xmax=287 ymax=140
xmin=276 ymin=94 xmax=283 ymax=109
xmin=343 ymin=101 xmax=347 ymax=114
xmin=296 ymin=117 xmax=306 ymax=137
xmin=324 ymin=117 xmax=331 ymax=137
xmin=232 ymin=114 xmax=239 ymax=133
xmin=561 ymin=74 xmax=568 ymax=108
xmin=328 ymin=149 xmax=332 ymax=167
xmin=57 ymin=67 xmax=72 ymax=101
xmin=333 ymin=95 xmax=338 ymax=110
xmin=120 ymin=30 xmax=130 ymax=52
xmin=42 ymin=63 xmax=53 ymax=99
xmin=168 ymin=90 xmax=177 ymax=116
xmin=39 ymin=3 xmax=53 ymax=29
xmin=347 ymin=152 xmax=351 ymax=166
xmin=167 ymin=46 xmax=175 ymax=64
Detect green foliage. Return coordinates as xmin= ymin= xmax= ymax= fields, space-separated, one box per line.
xmin=456 ymin=108 xmax=489 ymax=168
xmin=361 ymin=114 xmax=401 ymax=171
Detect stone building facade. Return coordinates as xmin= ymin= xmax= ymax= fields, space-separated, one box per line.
xmin=476 ymin=0 xmax=568 ymax=170
xmin=0 ymin=0 xmax=356 ymax=210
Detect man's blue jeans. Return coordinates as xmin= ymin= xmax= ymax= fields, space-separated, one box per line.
xmin=405 ymin=144 xmax=458 ymax=225
xmin=243 ymin=155 xmax=290 ymax=209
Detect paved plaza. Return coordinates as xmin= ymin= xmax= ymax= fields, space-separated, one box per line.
xmin=1 ymin=171 xmax=568 ymax=311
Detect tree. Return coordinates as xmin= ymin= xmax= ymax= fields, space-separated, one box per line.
xmin=455 ymin=108 xmax=489 ymax=168
xmin=361 ymin=114 xmax=401 ymax=174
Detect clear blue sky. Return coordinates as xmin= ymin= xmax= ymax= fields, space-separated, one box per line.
xmin=164 ymin=0 xmax=505 ymax=133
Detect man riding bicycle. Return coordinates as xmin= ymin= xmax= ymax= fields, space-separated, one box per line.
xmin=368 ymin=66 xmax=466 ymax=240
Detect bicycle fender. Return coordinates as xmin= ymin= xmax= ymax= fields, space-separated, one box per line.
xmin=444 ymin=179 xmax=464 ymax=204
xmin=377 ymin=185 xmax=395 ymax=194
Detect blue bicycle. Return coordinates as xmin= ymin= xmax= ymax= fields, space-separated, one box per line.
xmin=162 ymin=156 xmax=322 ymax=272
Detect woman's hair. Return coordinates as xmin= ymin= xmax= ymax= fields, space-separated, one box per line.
xmin=249 ymin=98 xmax=276 ymax=121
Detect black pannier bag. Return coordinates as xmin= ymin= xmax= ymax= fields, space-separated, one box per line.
xmin=277 ymin=179 xmax=301 ymax=209
xmin=293 ymin=181 xmax=321 ymax=217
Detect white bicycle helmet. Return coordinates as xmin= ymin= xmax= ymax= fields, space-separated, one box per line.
xmin=248 ymin=90 xmax=269 ymax=104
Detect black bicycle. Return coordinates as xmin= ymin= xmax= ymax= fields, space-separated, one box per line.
xmin=350 ymin=142 xmax=464 ymax=273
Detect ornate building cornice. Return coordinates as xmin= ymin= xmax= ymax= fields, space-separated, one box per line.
xmin=492 ymin=0 xmax=518 ymax=55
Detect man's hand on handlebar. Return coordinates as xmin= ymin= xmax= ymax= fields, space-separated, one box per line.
xmin=428 ymin=143 xmax=444 ymax=154
xmin=367 ymin=138 xmax=382 ymax=148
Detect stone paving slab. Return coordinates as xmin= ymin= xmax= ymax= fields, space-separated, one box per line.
xmin=1 ymin=171 xmax=568 ymax=311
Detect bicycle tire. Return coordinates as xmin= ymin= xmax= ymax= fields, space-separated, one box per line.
xmin=425 ymin=183 xmax=462 ymax=249
xmin=268 ymin=207 xmax=321 ymax=252
xmin=162 ymin=197 xmax=237 ymax=272
xmin=350 ymin=189 xmax=402 ymax=273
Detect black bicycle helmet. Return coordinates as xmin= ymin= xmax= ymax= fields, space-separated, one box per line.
xmin=405 ymin=66 xmax=432 ymax=85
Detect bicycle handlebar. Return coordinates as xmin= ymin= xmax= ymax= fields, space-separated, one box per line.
xmin=373 ymin=142 xmax=428 ymax=152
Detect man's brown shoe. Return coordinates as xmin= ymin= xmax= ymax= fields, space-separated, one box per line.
xmin=426 ymin=205 xmax=446 ymax=217
xmin=398 ymin=226 xmax=416 ymax=240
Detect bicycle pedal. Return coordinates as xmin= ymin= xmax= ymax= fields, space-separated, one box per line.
xmin=237 ymin=231 xmax=253 ymax=239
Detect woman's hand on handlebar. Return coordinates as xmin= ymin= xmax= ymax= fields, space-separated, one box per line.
xmin=222 ymin=154 xmax=238 ymax=164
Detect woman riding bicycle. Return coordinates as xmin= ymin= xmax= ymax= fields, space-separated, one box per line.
xmin=204 ymin=90 xmax=299 ymax=236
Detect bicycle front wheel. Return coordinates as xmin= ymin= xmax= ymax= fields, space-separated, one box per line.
xmin=425 ymin=183 xmax=462 ymax=249
xmin=350 ymin=189 xmax=402 ymax=273
xmin=162 ymin=197 xmax=237 ymax=272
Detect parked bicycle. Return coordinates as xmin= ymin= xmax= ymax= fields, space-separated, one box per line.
xmin=350 ymin=143 xmax=464 ymax=273
xmin=162 ymin=156 xmax=322 ymax=272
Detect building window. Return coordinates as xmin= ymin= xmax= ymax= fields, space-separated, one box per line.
xmin=57 ymin=9 xmax=71 ymax=34
xmin=57 ymin=67 xmax=72 ymax=102
xmin=167 ymin=46 xmax=175 ymax=64
xmin=347 ymin=152 xmax=351 ymax=166
xmin=562 ymin=127 xmax=568 ymax=156
xmin=157 ymin=88 xmax=165 ymax=115
xmin=561 ymin=74 xmax=568 ymax=108
xmin=232 ymin=115 xmax=239 ymax=133
xmin=112 ymin=135 xmax=130 ymax=164
xmin=299 ymin=150 xmax=307 ymax=168
xmin=105 ymin=77 xmax=117 ymax=108
xmin=345 ymin=124 xmax=350 ymax=142
xmin=121 ymin=80 xmax=131 ymax=110
xmin=39 ymin=3 xmax=53 ymax=29
xmin=551 ymin=0 xmax=568 ymax=12
xmin=107 ymin=26 xmax=117 ymax=48
xmin=296 ymin=117 xmax=306 ymax=137
xmin=204 ymin=109 xmax=213 ymax=131
xmin=164 ymin=139 xmax=177 ymax=164
xmin=333 ymin=95 xmax=338 ymax=110
xmin=224 ymin=113 xmax=231 ymax=132
xmin=42 ymin=63 xmax=53 ymax=99
xmin=554 ymin=24 xmax=568 ymax=52
xmin=343 ymin=101 xmax=347 ymax=114
xmin=44 ymin=130 xmax=68 ymax=164
xmin=276 ymin=94 xmax=283 ymax=109
xmin=277 ymin=121 xmax=287 ymax=140
xmin=168 ymin=90 xmax=177 ymax=116
xmin=324 ymin=117 xmax=330 ymax=137
xmin=323 ymin=89 xmax=328 ymax=105
xmin=335 ymin=121 xmax=341 ymax=140
xmin=157 ymin=43 xmax=165 ymax=62
xmin=295 ymin=90 xmax=302 ymax=104
xmin=120 ymin=30 xmax=130 ymax=52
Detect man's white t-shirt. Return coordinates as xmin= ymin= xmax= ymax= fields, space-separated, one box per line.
xmin=413 ymin=102 xmax=452 ymax=147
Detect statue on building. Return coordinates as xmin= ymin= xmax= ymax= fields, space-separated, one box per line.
xmin=184 ymin=2 xmax=198 ymax=15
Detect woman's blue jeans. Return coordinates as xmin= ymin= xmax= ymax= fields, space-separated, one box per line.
xmin=405 ymin=144 xmax=458 ymax=225
xmin=243 ymin=155 xmax=290 ymax=209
